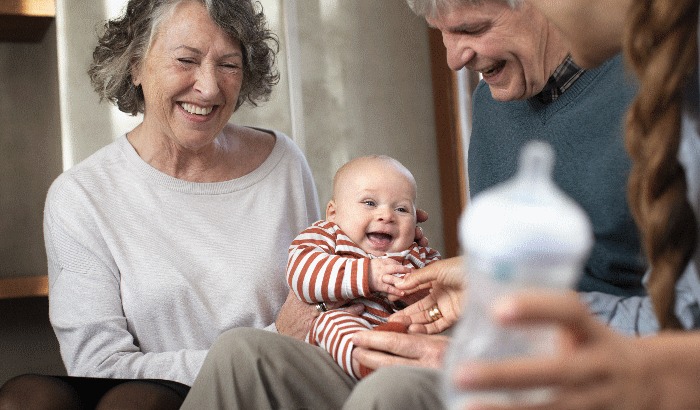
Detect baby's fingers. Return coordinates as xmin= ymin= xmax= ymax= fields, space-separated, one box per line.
xmin=387 ymin=265 xmax=413 ymax=277
xmin=377 ymin=283 xmax=405 ymax=297
xmin=396 ymin=269 xmax=436 ymax=290
xmin=382 ymin=272 xmax=405 ymax=286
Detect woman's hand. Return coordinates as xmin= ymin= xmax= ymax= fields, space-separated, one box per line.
xmin=276 ymin=291 xmax=364 ymax=340
xmin=275 ymin=292 xmax=318 ymax=340
xmin=452 ymin=290 xmax=699 ymax=410
xmin=390 ymin=257 xmax=465 ymax=333
xmin=352 ymin=330 xmax=449 ymax=370
xmin=398 ymin=256 xmax=465 ymax=290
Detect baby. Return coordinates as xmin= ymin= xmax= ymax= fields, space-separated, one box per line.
xmin=287 ymin=155 xmax=441 ymax=379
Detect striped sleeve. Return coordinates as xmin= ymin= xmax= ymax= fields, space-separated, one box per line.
xmin=287 ymin=221 xmax=371 ymax=303
xmin=309 ymin=309 xmax=372 ymax=380
xmin=404 ymin=244 xmax=442 ymax=268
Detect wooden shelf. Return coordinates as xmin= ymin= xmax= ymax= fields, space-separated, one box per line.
xmin=0 ymin=276 xmax=48 ymax=299
xmin=0 ymin=0 xmax=56 ymax=43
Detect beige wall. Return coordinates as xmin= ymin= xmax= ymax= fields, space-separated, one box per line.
xmin=292 ymin=0 xmax=441 ymax=240
xmin=0 ymin=23 xmax=66 ymax=384
xmin=0 ymin=0 xmax=442 ymax=385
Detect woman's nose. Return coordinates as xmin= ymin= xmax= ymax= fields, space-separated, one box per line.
xmin=194 ymin=65 xmax=219 ymax=98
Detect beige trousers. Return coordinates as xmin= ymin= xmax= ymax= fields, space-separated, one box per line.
xmin=181 ymin=327 xmax=444 ymax=409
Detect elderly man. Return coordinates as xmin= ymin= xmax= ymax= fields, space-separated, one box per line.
xmin=431 ymin=0 xmax=643 ymax=299
xmin=181 ymin=1 xmax=642 ymax=408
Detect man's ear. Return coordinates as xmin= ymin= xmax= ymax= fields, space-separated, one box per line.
xmin=326 ymin=200 xmax=337 ymax=221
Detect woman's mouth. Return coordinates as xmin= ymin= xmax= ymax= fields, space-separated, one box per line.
xmin=180 ymin=102 xmax=214 ymax=116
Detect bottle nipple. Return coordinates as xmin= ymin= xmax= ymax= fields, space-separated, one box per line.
xmin=517 ymin=140 xmax=555 ymax=184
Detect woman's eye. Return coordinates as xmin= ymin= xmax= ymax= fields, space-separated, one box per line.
xmin=220 ymin=60 xmax=243 ymax=72
xmin=177 ymin=58 xmax=196 ymax=65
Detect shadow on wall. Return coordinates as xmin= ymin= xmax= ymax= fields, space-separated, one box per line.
xmin=0 ymin=298 xmax=65 ymax=385
xmin=0 ymin=13 xmax=65 ymax=387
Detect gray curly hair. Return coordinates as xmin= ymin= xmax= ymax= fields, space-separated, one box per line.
xmin=405 ymin=0 xmax=520 ymax=18
xmin=88 ymin=0 xmax=279 ymax=115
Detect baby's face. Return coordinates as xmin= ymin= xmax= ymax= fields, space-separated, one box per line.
xmin=328 ymin=159 xmax=417 ymax=257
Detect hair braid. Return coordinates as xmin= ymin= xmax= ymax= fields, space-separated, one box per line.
xmin=624 ymin=0 xmax=699 ymax=329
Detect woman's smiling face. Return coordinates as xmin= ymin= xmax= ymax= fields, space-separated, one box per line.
xmin=132 ymin=0 xmax=244 ymax=151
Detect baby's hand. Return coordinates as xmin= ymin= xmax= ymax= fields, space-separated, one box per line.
xmin=368 ymin=258 xmax=412 ymax=297
xmin=386 ymin=269 xmax=432 ymax=304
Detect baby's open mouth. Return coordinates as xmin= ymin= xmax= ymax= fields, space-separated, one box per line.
xmin=367 ymin=232 xmax=393 ymax=248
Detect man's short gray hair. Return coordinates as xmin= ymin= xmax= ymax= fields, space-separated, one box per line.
xmin=406 ymin=0 xmax=520 ymax=18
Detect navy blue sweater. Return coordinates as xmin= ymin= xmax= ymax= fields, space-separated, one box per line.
xmin=468 ymin=54 xmax=646 ymax=297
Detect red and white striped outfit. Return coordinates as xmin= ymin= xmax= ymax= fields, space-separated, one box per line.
xmin=287 ymin=220 xmax=441 ymax=379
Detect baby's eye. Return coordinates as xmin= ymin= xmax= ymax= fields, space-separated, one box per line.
xmin=363 ymin=200 xmax=376 ymax=207
xmin=396 ymin=207 xmax=409 ymax=213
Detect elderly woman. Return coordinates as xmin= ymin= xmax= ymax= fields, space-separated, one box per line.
xmin=0 ymin=0 xmax=320 ymax=407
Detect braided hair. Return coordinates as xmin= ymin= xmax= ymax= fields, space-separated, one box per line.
xmin=624 ymin=0 xmax=699 ymax=328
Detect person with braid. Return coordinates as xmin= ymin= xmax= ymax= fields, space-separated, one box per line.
xmin=287 ymin=155 xmax=441 ymax=380
xmin=408 ymin=0 xmax=700 ymax=408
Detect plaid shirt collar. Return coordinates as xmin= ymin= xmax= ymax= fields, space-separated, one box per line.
xmin=535 ymin=55 xmax=586 ymax=104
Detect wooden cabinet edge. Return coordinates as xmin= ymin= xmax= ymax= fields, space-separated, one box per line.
xmin=0 ymin=0 xmax=55 ymax=17
xmin=0 ymin=0 xmax=56 ymax=43
xmin=0 ymin=276 xmax=49 ymax=299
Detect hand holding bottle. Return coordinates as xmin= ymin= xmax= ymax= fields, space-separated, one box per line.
xmin=443 ymin=141 xmax=593 ymax=409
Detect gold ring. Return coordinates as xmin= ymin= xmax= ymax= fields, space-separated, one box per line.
xmin=316 ymin=302 xmax=328 ymax=313
xmin=427 ymin=305 xmax=442 ymax=322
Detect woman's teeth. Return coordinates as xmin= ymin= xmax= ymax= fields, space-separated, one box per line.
xmin=181 ymin=103 xmax=213 ymax=115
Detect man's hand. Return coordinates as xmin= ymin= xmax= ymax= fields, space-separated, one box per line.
xmin=352 ymin=330 xmax=449 ymax=370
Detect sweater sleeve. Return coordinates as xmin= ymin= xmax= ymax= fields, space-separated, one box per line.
xmin=287 ymin=221 xmax=371 ymax=303
xmin=578 ymin=291 xmax=659 ymax=336
xmin=579 ymin=262 xmax=700 ymax=336
xmin=44 ymin=185 xmax=205 ymax=386
xmin=414 ymin=245 xmax=442 ymax=266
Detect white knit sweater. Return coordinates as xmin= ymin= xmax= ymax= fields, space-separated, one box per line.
xmin=44 ymin=130 xmax=320 ymax=385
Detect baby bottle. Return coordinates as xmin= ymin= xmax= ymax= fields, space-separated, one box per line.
xmin=442 ymin=140 xmax=593 ymax=409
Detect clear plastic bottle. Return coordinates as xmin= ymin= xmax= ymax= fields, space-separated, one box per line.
xmin=442 ymin=141 xmax=594 ymax=409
